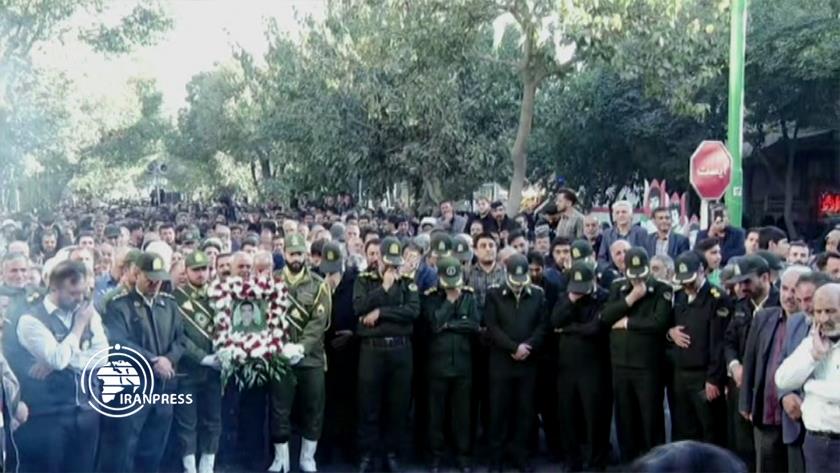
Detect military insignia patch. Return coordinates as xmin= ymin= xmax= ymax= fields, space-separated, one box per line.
xmin=153 ymin=258 xmax=163 ymax=271
xmin=327 ymin=250 xmax=336 ymax=260
xmin=572 ymin=248 xmax=580 ymax=258
xmin=317 ymin=304 xmax=326 ymax=314
xmin=182 ymin=300 xmax=194 ymax=312
xmin=716 ymin=307 xmax=729 ymax=318
xmin=408 ymin=283 xmax=418 ymax=292
xmin=663 ymin=291 xmax=672 ymax=301
xmin=446 ymin=266 xmax=458 ymax=277
xmin=438 ymin=241 xmax=446 ymax=251
xmin=632 ymin=256 xmax=640 ymax=266
xmin=389 ymin=243 xmax=399 ymax=255
xmin=574 ymin=272 xmax=582 ymax=281
xmin=710 ymin=288 xmax=721 ymax=299
xmin=516 ymin=266 xmax=524 ymax=275
xmin=679 ymin=263 xmax=688 ymax=273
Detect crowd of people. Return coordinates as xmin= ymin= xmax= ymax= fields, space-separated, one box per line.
xmin=0 ymin=190 xmax=838 ymax=473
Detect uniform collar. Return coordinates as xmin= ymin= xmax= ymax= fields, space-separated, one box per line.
xmin=283 ymin=266 xmax=308 ymax=285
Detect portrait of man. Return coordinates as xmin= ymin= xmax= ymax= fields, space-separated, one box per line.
xmin=233 ymin=300 xmax=265 ymax=332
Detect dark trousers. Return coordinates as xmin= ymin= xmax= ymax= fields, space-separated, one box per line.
xmin=173 ymin=371 xmax=223 ymax=456
xmin=16 ymin=409 xmax=99 ymax=473
xmin=237 ymin=385 xmax=269 ymax=469
xmin=557 ymin=366 xmax=612 ymax=470
xmin=535 ymin=355 xmax=561 ymax=458
xmin=98 ymin=403 xmax=173 ymax=473
xmin=754 ymin=425 xmax=786 ymax=473
xmin=470 ymin=336 xmax=490 ymax=450
xmin=270 ymin=365 xmax=326 ymax=442
xmin=412 ymin=334 xmax=429 ymax=460
xmin=788 ymin=442 xmax=805 ymax=473
xmin=324 ymin=339 xmax=358 ymax=462
xmin=612 ymin=366 xmax=664 ymax=463
xmin=803 ymin=431 xmax=840 ymax=473
xmin=428 ymin=375 xmax=472 ymax=467
xmin=670 ymin=369 xmax=726 ymax=445
xmin=357 ymin=341 xmax=412 ymax=457
xmin=727 ymin=381 xmax=755 ymax=467
xmin=488 ymin=368 xmax=537 ymax=466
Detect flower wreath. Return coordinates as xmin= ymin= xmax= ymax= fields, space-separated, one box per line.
xmin=207 ymin=275 xmax=291 ymax=389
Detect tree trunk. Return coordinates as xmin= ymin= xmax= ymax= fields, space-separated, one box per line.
xmin=507 ymin=78 xmax=538 ymax=217
xmin=260 ymin=158 xmax=272 ymax=180
xmin=250 ymin=160 xmax=262 ymax=198
xmin=781 ymin=120 xmax=799 ymax=238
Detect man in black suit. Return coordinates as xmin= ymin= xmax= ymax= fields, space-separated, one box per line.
xmin=645 ymin=207 xmax=690 ymax=260
xmin=739 ymin=266 xmax=811 ymax=473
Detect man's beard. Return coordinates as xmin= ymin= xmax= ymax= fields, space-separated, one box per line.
xmin=288 ymin=261 xmax=304 ymax=274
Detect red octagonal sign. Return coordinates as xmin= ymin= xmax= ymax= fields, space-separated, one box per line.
xmin=690 ymin=140 xmax=732 ymax=200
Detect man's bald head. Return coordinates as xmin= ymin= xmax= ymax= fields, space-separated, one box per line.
xmin=231 ymin=251 xmax=254 ymax=279
xmin=814 ymin=283 xmax=840 ymax=341
xmin=826 ymin=229 xmax=840 ymax=253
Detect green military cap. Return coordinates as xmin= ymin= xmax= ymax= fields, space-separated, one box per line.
xmin=673 ymin=250 xmax=703 ymax=284
xmin=286 ymin=234 xmax=307 ymax=254
xmin=380 ymin=236 xmax=404 ymax=267
xmin=125 ymin=248 xmax=143 ymax=267
xmin=570 ymin=239 xmax=594 ymax=262
xmin=182 ymin=229 xmax=199 ymax=244
xmin=201 ymin=237 xmax=223 ymax=252
xmin=624 ymin=246 xmax=650 ymax=279
xmin=452 ymin=234 xmax=472 ymax=264
xmin=185 ymin=250 xmax=210 ymax=269
xmin=506 ymin=253 xmax=530 ymax=286
xmin=136 ymin=251 xmax=171 ymax=281
xmin=567 ymin=260 xmax=595 ymax=295
xmin=320 ymin=242 xmax=343 ymax=274
xmin=430 ymin=232 xmax=453 ymax=258
xmin=729 ymin=255 xmax=770 ymax=283
xmin=437 ymin=256 xmax=463 ymax=289
xmin=755 ymin=250 xmax=784 ymax=272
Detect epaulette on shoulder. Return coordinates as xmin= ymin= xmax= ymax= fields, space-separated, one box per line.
xmin=424 ymin=287 xmax=438 ymax=296
xmin=112 ymin=291 xmax=130 ymax=301
xmin=159 ymin=292 xmax=175 ymax=299
xmin=26 ymin=289 xmax=45 ymax=304
xmin=401 ymin=273 xmax=414 ymax=280
xmin=461 ymin=286 xmax=474 ymax=293
xmin=359 ymin=271 xmax=376 ymax=279
xmin=488 ymin=284 xmax=501 ymax=290
xmin=530 ymin=285 xmax=545 ymax=294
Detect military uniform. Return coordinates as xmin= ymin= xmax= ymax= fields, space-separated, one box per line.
xmin=668 ymin=252 xmax=732 ymax=446
xmin=172 ymin=251 xmax=222 ymax=473
xmin=485 ymin=255 xmax=546 ymax=471
xmin=353 ymin=237 xmax=419 ymax=472
xmin=551 ymin=262 xmax=612 ymax=470
xmin=269 ymin=234 xmax=331 ymax=473
xmin=600 ymin=248 xmax=672 ymax=462
xmin=98 ymin=252 xmax=186 ymax=473
xmin=422 ymin=257 xmax=480 ymax=472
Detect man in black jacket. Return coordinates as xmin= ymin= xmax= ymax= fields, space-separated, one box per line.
xmin=551 ymin=261 xmax=611 ymax=471
xmin=667 ymin=251 xmax=731 ymax=445
xmin=600 ymin=247 xmax=672 ymax=462
xmin=485 ymin=254 xmax=546 ymax=472
xmin=353 ymin=236 xmax=420 ymax=472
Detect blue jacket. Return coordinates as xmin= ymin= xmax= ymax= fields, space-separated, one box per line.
xmin=777 ymin=312 xmax=810 ymax=445
xmin=415 ymin=261 xmax=438 ymax=293
xmin=644 ymin=232 xmax=690 ymax=260
xmin=696 ymin=226 xmax=745 ymax=265
xmin=597 ymin=225 xmax=649 ymax=264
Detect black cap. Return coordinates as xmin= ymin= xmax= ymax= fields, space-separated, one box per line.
xmin=567 ymin=261 xmax=595 ymax=294
xmin=755 ymin=250 xmax=784 ymax=271
xmin=570 ymin=239 xmax=594 ymax=262
xmin=624 ymin=247 xmax=650 ymax=279
xmin=320 ymin=242 xmax=343 ymax=274
xmin=104 ymin=224 xmax=121 ymax=238
xmin=136 ymin=252 xmax=171 ymax=281
xmin=380 ymin=236 xmax=403 ymax=266
xmin=673 ymin=251 xmax=704 ymax=284
xmin=729 ymin=255 xmax=770 ymax=283
xmin=430 ymin=233 xmax=453 ymax=258
xmin=506 ymin=253 xmax=530 ymax=286
xmin=542 ymin=202 xmax=559 ymax=215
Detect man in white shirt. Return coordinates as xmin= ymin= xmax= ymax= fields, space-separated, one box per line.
xmin=776 ymin=283 xmax=840 ymax=473
xmin=3 ymin=260 xmax=108 ymax=473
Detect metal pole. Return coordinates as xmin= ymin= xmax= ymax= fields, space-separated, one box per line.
xmin=725 ymin=0 xmax=747 ymax=226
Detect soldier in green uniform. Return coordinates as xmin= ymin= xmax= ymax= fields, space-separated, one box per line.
xmin=99 ymin=251 xmax=186 ymax=473
xmin=600 ymin=247 xmax=672 ymax=463
xmin=95 ymin=248 xmax=141 ymax=314
xmin=354 ymin=236 xmax=420 ymax=473
xmin=423 ymin=257 xmax=480 ymax=473
xmin=268 ymin=234 xmax=331 ymax=473
xmin=173 ymin=250 xmax=222 ymax=473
